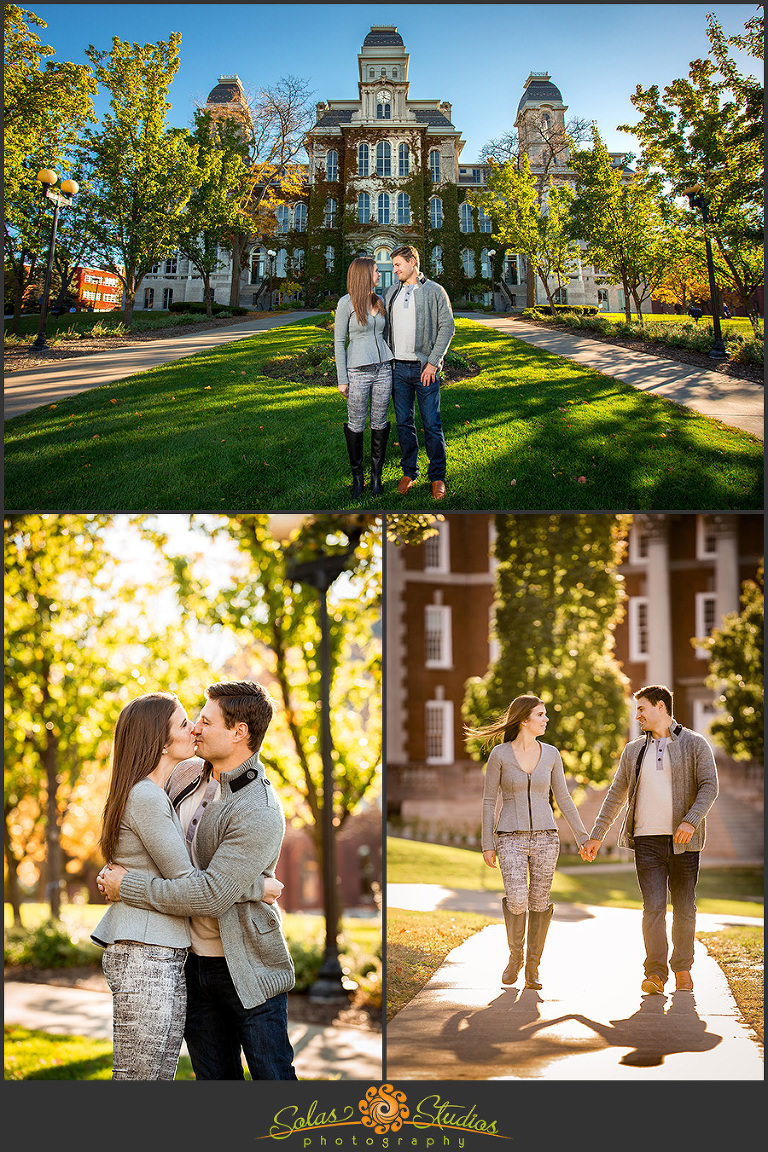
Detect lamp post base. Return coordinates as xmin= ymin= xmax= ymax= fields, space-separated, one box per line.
xmin=308 ymin=955 xmax=355 ymax=1004
xmin=709 ymin=345 xmax=729 ymax=359
xmin=31 ymin=337 xmax=50 ymax=352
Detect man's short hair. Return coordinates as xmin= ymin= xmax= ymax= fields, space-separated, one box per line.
xmin=634 ymin=684 xmax=673 ymax=714
xmin=206 ymin=680 xmax=275 ymax=752
xmin=391 ymin=244 xmax=420 ymax=270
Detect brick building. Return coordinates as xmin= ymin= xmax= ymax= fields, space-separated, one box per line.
xmin=386 ymin=513 xmax=763 ymax=860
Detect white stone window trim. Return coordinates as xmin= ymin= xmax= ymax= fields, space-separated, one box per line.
xmin=694 ymin=592 xmax=718 ymax=659
xmin=629 ymin=596 xmax=649 ymax=662
xmin=696 ymin=515 xmax=719 ymax=560
xmin=425 ymin=699 xmax=454 ymax=764
xmin=423 ymin=521 xmax=450 ymax=573
xmin=425 ymin=603 xmax=453 ymax=668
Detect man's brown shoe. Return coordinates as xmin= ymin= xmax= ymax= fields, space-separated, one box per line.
xmin=674 ymin=971 xmax=694 ymax=991
xmin=431 ymin=480 xmax=447 ymax=501
xmin=641 ymin=974 xmax=665 ymax=995
xmin=397 ymin=475 xmax=415 ymax=496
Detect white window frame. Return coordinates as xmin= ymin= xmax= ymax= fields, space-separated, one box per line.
xmin=397 ymin=192 xmax=410 ymax=225
xmin=425 ymin=699 xmax=454 ymax=764
xmin=461 ymin=249 xmax=475 ymax=277
xmin=377 ymin=193 xmax=390 ymax=225
xmin=358 ymin=143 xmax=369 ymax=178
xmin=503 ymin=253 xmax=518 ymax=284
xmin=460 ymin=202 xmax=474 ymax=233
xmin=294 ymin=203 xmax=307 ymax=232
xmin=276 ymin=204 xmax=290 ymax=234
xmin=398 ymin=143 xmax=410 ymax=177
xmin=425 ymin=604 xmax=452 ymax=668
xmin=423 ymin=522 xmax=450 ymax=573
xmin=431 ymin=245 xmax=443 ymax=276
xmin=325 ymin=245 xmax=335 ymax=272
xmin=696 ymin=516 xmax=718 ymax=560
xmin=358 ymin=192 xmax=371 ymax=224
xmin=429 ymin=149 xmax=441 ymax=183
xmin=479 ymin=208 xmax=492 ymax=233
xmin=629 ymin=523 xmax=650 ymax=563
xmin=324 ymin=198 xmax=337 ymax=228
xmin=429 ymin=197 xmax=443 ymax=229
xmin=629 ymin=596 xmax=649 ymax=662
xmin=143 ymin=287 xmax=154 ymax=310
xmin=695 ymin=592 xmax=718 ymax=658
xmin=692 ymin=698 xmax=723 ymax=738
xmin=162 ymin=287 xmax=173 ymax=310
xmin=376 ymin=141 xmax=392 ymax=177
xmin=326 ymin=150 xmax=338 ymax=182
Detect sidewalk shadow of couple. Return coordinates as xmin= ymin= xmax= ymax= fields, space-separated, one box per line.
xmin=441 ymin=987 xmax=722 ymax=1072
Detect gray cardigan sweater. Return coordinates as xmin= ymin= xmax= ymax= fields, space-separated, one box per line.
xmin=118 ymin=753 xmax=294 ymax=1009
xmin=91 ymin=779 xmax=193 ymax=949
xmin=384 ymin=275 xmax=455 ymax=371
xmin=482 ymin=741 xmax=589 ymax=853
xmin=334 ymin=295 xmax=393 ymax=388
xmin=589 ymin=724 xmax=718 ymax=853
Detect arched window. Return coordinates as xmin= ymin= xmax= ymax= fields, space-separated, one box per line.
xmin=478 ymin=208 xmax=492 ymax=233
xmin=461 ymin=249 xmax=475 ymax=276
xmin=376 ymin=141 xmax=391 ymax=178
xmin=429 ymin=149 xmax=441 ymax=183
xmin=481 ymin=248 xmax=492 ymax=278
xmin=398 ymin=143 xmax=410 ymax=177
xmin=358 ymin=192 xmax=371 ymax=224
xmin=326 ymin=150 xmax=338 ymax=182
xmin=460 ymin=203 xmax=474 ymax=233
xmin=542 ymin=114 xmax=551 ymax=130
xmin=358 ymin=143 xmax=369 ymax=178
xmin=429 ymin=197 xmax=443 ymax=229
xmin=397 ymin=192 xmax=411 ymax=226
xmin=276 ymin=205 xmax=290 ymax=234
xmin=325 ymin=245 xmax=335 ymax=272
xmin=250 ymin=247 xmax=266 ymax=283
xmin=294 ymin=203 xmax=307 ymax=232
xmin=377 ymin=193 xmax=390 ymax=226
xmin=276 ymin=249 xmax=288 ymax=277
xmin=324 ymin=198 xmax=337 ymax=228
xmin=376 ymin=102 xmax=391 ymax=120
xmin=293 ymin=248 xmax=305 ymax=273
xmin=431 ymin=246 xmax=443 ymax=276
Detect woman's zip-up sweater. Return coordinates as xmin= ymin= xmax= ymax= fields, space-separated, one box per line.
xmin=482 ymin=741 xmax=589 ymax=853
xmin=334 ymin=295 xmax=394 ymax=388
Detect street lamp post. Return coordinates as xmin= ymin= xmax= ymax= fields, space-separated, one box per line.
xmin=487 ymin=248 xmax=496 ymax=305
xmin=280 ymin=523 xmax=364 ymax=1003
xmin=267 ymin=249 xmax=276 ymax=311
xmin=33 ymin=169 xmax=79 ymax=352
xmin=683 ymin=185 xmax=728 ymax=360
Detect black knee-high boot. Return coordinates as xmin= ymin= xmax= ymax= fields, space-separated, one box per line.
xmin=525 ymin=904 xmax=554 ymax=989
xmin=501 ymin=899 xmax=526 ymax=985
xmin=370 ymin=422 xmax=390 ymax=496
xmin=343 ymin=424 xmax=365 ymax=498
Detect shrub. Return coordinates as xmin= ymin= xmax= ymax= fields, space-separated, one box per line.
xmin=4 ymin=921 xmax=100 ymax=968
xmin=168 ymin=301 xmax=248 ymax=317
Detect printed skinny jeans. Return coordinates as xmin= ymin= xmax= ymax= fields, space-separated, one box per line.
xmin=346 ymin=362 xmax=393 ymax=432
xmin=102 ymin=940 xmax=188 ymax=1080
xmin=496 ymin=830 xmax=560 ymax=914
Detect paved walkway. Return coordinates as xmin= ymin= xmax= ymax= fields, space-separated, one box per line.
xmin=456 ymin=314 xmax=764 ymax=440
xmin=4 ymin=979 xmax=382 ymax=1080
xmin=387 ymin=884 xmax=763 ymax=1081
xmin=3 ymin=312 xmax=320 ymax=420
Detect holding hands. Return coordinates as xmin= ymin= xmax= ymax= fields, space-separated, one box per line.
xmin=482 ymin=849 xmax=497 ymax=869
xmin=580 ymin=838 xmax=602 ymax=862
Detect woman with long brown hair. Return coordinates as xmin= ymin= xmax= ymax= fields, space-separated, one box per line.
xmin=466 ymin=695 xmax=590 ymax=990
xmin=91 ymin=692 xmax=198 ymax=1079
xmin=334 ymin=256 xmax=394 ymax=497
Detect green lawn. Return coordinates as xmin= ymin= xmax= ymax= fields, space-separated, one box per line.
xmin=4 ymin=317 xmax=762 ymax=510
xmin=387 ymin=837 xmax=764 ymax=918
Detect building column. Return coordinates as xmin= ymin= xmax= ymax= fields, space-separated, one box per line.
xmin=712 ymin=514 xmax=740 ymax=621
xmin=641 ymin=515 xmax=673 ymax=689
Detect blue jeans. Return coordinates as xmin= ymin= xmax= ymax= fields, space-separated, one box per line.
xmin=184 ymin=953 xmax=297 ymax=1080
xmin=634 ymin=836 xmax=700 ymax=980
xmin=392 ymin=360 xmax=446 ymax=481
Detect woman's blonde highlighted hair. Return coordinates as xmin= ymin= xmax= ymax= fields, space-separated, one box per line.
xmin=346 ymin=256 xmax=385 ymax=325
xmin=465 ymin=694 xmax=544 ymax=750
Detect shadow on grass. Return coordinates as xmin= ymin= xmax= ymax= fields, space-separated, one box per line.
xmin=4 ymin=319 xmax=763 ymax=511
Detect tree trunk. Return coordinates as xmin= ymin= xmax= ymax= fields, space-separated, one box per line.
xmin=203 ymin=272 xmax=213 ymax=318
xmin=622 ymin=276 xmax=632 ymax=324
xmin=4 ymin=810 xmax=23 ymax=926
xmin=229 ymin=233 xmax=246 ymax=308
xmin=44 ymin=730 xmax=62 ymax=920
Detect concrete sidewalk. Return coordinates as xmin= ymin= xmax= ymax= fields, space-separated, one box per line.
xmin=387 ymin=885 xmax=763 ymax=1081
xmin=3 ymin=311 xmax=320 ymax=420
xmin=4 ymin=980 xmax=382 ymax=1080
xmin=457 ymin=314 xmax=764 ymax=441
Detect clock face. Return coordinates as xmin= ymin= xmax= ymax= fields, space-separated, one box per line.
xmin=376 ymin=89 xmax=392 ymax=103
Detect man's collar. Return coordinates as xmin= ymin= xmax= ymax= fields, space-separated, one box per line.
xmin=219 ymin=750 xmax=262 ymax=785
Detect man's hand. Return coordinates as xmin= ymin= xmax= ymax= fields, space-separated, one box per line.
xmin=420 ymin=363 xmax=438 ymax=386
xmin=98 ymin=863 xmax=127 ymax=902
xmin=263 ymin=876 xmax=284 ymax=905
xmin=673 ymin=821 xmax=696 ymax=845
xmin=482 ymin=849 xmax=497 ymax=869
xmin=582 ymin=838 xmax=602 ymax=862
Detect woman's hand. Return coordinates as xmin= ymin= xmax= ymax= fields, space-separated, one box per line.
xmin=263 ymin=875 xmax=284 ymax=905
xmin=338 ymin=383 xmax=349 ymax=397
xmin=482 ymin=850 xmax=497 ymax=869
xmin=97 ymin=863 xmax=127 ymax=901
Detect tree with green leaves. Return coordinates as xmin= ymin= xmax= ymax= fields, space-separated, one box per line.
xmin=701 ymin=561 xmax=763 ymax=764
xmin=463 ymin=515 xmax=631 ymax=789
xmin=177 ymin=110 xmax=248 ymax=317
xmin=568 ymin=128 xmax=673 ymax=322
xmin=471 ymin=156 xmax=582 ymax=314
xmin=3 ymin=5 xmax=96 ymax=331
xmin=83 ymin=33 xmax=198 ymax=324
xmin=618 ymin=9 xmax=764 ymax=329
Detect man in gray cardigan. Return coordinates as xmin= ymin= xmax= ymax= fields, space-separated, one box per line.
xmin=99 ymin=680 xmax=297 ymax=1080
xmin=583 ymin=684 xmax=718 ymax=995
xmin=385 ymin=244 xmax=455 ymax=501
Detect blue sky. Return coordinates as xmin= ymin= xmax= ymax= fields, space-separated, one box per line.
xmin=32 ymin=3 xmax=759 ymax=159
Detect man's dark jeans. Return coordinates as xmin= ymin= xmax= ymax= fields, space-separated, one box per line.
xmin=392 ymin=359 xmax=446 ymax=482
xmin=184 ymin=953 xmax=297 ymax=1080
xmin=634 ymin=835 xmax=700 ymax=980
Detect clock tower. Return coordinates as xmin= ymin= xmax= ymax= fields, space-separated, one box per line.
xmin=354 ymin=25 xmax=412 ymax=123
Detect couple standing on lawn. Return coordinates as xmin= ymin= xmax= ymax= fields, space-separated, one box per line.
xmin=334 ymin=244 xmax=455 ymax=502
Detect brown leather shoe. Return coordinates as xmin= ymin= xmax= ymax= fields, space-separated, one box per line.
xmin=397 ymin=475 xmax=415 ymax=496
xmin=641 ymin=974 xmax=665 ymax=995
xmin=431 ymin=480 xmax=447 ymax=501
xmin=674 ymin=970 xmax=694 ymax=991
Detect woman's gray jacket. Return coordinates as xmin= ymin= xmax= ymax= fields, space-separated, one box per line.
xmin=482 ymin=741 xmax=589 ymax=853
xmin=91 ymin=778 xmax=193 ymax=949
xmin=334 ymin=295 xmax=393 ymax=387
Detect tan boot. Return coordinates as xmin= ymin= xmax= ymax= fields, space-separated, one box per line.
xmin=524 ymin=904 xmax=553 ymax=989
xmin=501 ymin=901 xmax=526 ymax=985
